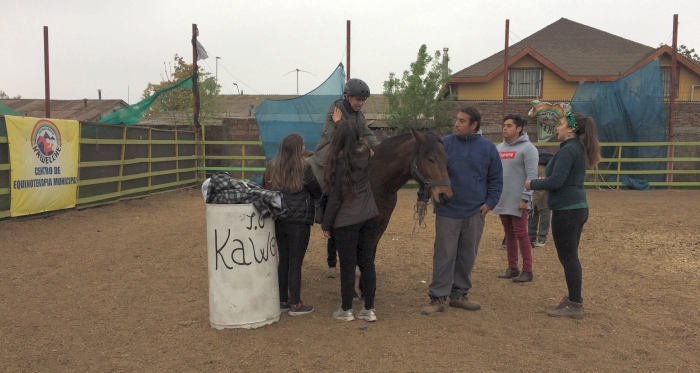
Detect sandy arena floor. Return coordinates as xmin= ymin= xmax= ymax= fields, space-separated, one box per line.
xmin=1 ymin=188 xmax=699 ymax=372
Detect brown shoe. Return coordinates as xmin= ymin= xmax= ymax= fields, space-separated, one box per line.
xmin=497 ymin=267 xmax=520 ymax=279
xmin=512 ymin=271 xmax=533 ymax=283
xmin=549 ymin=296 xmax=570 ymax=310
xmin=449 ymin=295 xmax=481 ymax=311
xmin=422 ymin=296 xmax=447 ymax=315
xmin=547 ymin=300 xmax=584 ymax=319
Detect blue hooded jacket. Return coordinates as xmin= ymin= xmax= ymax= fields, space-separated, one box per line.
xmin=421 ymin=131 xmax=503 ymax=219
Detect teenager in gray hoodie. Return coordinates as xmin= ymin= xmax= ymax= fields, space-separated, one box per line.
xmin=493 ymin=114 xmax=538 ymax=283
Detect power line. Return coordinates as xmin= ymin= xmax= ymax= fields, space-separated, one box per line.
xmin=201 ymin=59 xmax=236 ymax=94
xmin=509 ymin=30 xmax=522 ymax=44
xmin=217 ymin=62 xmax=260 ymax=94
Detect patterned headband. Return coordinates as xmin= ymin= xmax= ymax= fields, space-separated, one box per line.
xmin=565 ymin=111 xmax=579 ymax=133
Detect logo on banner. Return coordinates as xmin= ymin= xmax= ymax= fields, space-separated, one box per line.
xmin=499 ymin=151 xmax=516 ymax=160
xmin=30 ymin=120 xmax=62 ymax=164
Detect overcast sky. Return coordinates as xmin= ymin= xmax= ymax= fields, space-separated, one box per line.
xmin=1 ymin=0 xmax=698 ymax=102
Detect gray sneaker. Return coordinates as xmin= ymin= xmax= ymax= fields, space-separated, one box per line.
xmin=326 ymin=267 xmax=338 ymax=278
xmin=356 ymin=307 xmax=377 ymax=322
xmin=332 ymin=307 xmax=355 ymax=321
xmin=534 ymin=239 xmax=546 ymax=247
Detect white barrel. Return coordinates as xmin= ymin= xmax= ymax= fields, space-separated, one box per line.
xmin=206 ymin=203 xmax=280 ymax=329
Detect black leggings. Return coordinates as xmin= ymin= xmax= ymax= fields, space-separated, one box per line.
xmin=326 ymin=236 xmax=337 ymax=268
xmin=275 ymin=221 xmax=311 ymax=305
xmin=551 ymin=208 xmax=588 ymax=304
xmin=334 ymin=217 xmax=379 ymax=311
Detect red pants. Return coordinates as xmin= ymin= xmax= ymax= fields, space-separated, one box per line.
xmin=500 ymin=214 xmax=533 ymax=272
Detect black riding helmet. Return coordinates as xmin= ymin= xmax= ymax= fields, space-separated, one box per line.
xmin=343 ymin=78 xmax=370 ymax=97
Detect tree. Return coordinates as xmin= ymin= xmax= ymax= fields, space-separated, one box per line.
xmin=142 ymin=54 xmax=220 ymax=121
xmin=383 ymin=45 xmax=453 ymax=130
xmin=678 ymin=45 xmax=699 ymax=61
xmin=0 ymin=90 xmax=21 ymax=99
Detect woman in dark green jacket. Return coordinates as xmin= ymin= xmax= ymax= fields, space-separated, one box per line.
xmin=525 ymin=112 xmax=600 ymax=319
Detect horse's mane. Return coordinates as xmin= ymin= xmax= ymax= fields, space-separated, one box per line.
xmin=375 ymin=130 xmax=443 ymax=157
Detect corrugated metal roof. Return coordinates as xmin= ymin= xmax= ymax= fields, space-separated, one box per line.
xmin=1 ymin=99 xmax=127 ymax=121
xmin=212 ymin=93 xmax=389 ymax=118
xmin=137 ymin=94 xmax=391 ymax=126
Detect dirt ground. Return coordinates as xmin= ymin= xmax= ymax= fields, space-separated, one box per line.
xmin=1 ymin=188 xmax=699 ymax=372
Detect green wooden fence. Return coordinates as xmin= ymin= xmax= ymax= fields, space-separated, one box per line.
xmin=2 ymin=130 xmax=700 ymax=220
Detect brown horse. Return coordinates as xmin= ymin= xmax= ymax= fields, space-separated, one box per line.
xmin=369 ymin=129 xmax=452 ymax=250
xmin=263 ymin=129 xmax=452 ymax=251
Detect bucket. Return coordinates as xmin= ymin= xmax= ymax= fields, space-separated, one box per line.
xmin=206 ymin=203 xmax=280 ymax=329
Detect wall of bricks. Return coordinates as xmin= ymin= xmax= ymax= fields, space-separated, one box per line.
xmin=453 ymin=100 xmax=700 ymax=139
xmin=215 ymin=102 xmax=700 ymax=182
xmin=217 ymin=118 xmax=265 ymax=179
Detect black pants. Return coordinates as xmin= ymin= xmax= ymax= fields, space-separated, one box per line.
xmin=334 ymin=217 xmax=379 ymax=311
xmin=275 ymin=221 xmax=311 ymax=305
xmin=551 ymin=208 xmax=588 ymax=304
xmin=326 ymin=236 xmax=337 ymax=268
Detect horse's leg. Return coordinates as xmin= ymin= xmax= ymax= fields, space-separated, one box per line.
xmin=373 ymin=193 xmax=398 ymax=259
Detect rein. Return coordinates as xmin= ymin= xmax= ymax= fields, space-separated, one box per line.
xmin=412 ymin=201 xmax=428 ymax=234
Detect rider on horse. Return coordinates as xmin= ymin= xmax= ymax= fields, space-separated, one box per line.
xmin=309 ymin=78 xmax=379 ymax=181
xmin=307 ymin=78 xmax=380 ymax=278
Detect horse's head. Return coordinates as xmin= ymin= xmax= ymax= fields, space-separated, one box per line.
xmin=410 ymin=129 xmax=452 ymax=206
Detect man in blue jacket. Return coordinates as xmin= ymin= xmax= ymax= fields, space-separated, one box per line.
xmin=420 ymin=106 xmax=503 ymax=315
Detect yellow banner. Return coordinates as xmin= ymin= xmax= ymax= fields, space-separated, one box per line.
xmin=6 ymin=116 xmax=79 ymax=217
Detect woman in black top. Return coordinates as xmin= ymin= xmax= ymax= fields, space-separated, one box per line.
xmin=526 ymin=112 xmax=600 ymax=319
xmin=265 ymin=133 xmax=322 ymax=316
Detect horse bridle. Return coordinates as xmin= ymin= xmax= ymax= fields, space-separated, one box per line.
xmin=410 ymin=152 xmax=451 ymax=190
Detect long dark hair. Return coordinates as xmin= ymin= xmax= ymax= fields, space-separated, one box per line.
xmin=572 ymin=113 xmax=600 ymax=169
xmin=323 ymin=120 xmax=369 ymax=200
xmin=266 ymin=133 xmax=306 ymax=193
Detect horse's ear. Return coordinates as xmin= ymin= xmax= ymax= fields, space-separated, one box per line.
xmin=410 ymin=128 xmax=425 ymax=142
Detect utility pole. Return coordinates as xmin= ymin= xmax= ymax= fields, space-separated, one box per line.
xmin=216 ymin=56 xmax=221 ymax=87
xmin=668 ymin=14 xmax=678 ymax=188
xmin=192 ymin=24 xmax=200 ymax=132
xmin=502 ymin=19 xmax=510 ymax=119
xmin=346 ymin=20 xmax=351 ymax=81
xmin=43 ymin=26 xmax=50 ymax=118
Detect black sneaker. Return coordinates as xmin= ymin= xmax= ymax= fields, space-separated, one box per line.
xmin=289 ymin=300 xmax=314 ymax=316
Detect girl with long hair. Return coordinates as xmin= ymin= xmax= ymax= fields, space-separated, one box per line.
xmin=526 ymin=112 xmax=600 ymax=319
xmin=322 ymin=121 xmax=379 ymax=322
xmin=264 ymin=133 xmax=322 ymax=316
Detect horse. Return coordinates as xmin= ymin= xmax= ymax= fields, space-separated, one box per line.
xmin=368 ymin=129 xmax=452 ymax=251
xmin=262 ymin=128 xmax=452 ymax=251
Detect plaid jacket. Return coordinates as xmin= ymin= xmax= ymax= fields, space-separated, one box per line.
xmin=206 ymin=172 xmax=289 ymax=219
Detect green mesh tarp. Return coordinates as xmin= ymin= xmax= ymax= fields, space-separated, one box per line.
xmin=254 ymin=65 xmax=345 ymax=162
xmin=98 ymin=77 xmax=193 ymax=125
xmin=0 ymin=106 xmax=22 ymax=136
xmin=0 ymin=104 xmax=21 ymax=117
xmin=571 ymin=59 xmax=666 ymax=184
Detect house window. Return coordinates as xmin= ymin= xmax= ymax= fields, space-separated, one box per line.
xmin=508 ymin=68 xmax=542 ymax=98
xmin=660 ymin=67 xmax=679 ymax=98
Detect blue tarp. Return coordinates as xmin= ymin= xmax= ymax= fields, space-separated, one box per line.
xmin=571 ymin=59 xmax=666 ymax=184
xmin=254 ymin=65 xmax=345 ymax=163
